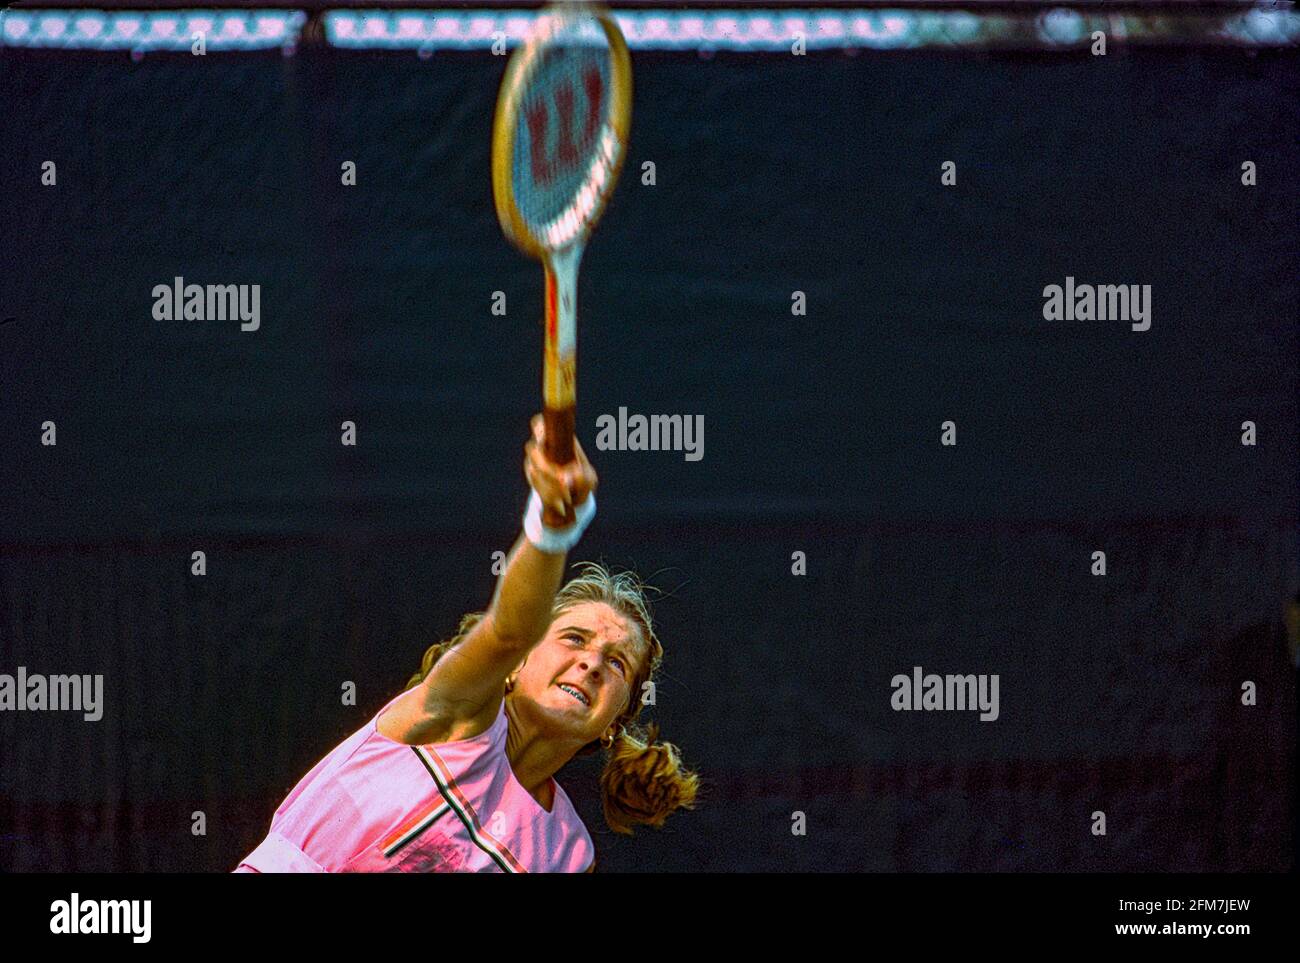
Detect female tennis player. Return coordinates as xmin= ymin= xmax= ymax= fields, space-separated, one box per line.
xmin=235 ymin=414 xmax=698 ymax=872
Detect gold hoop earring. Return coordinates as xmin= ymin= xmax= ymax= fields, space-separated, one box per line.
xmin=601 ymin=728 xmax=617 ymax=750
xmin=505 ymin=675 xmax=517 ymax=693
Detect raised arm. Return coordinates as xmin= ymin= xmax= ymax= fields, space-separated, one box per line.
xmin=377 ymin=415 xmax=597 ymax=745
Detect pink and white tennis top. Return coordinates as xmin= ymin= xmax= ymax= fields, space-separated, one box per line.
xmin=235 ymin=691 xmax=595 ymax=873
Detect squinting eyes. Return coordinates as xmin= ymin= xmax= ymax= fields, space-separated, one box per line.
xmin=564 ymin=634 xmax=628 ymax=675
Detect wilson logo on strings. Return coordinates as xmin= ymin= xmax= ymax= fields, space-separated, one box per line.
xmin=526 ymin=65 xmax=605 ymax=186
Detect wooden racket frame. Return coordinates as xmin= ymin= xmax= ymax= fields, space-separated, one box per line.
xmin=491 ymin=2 xmax=632 ymax=525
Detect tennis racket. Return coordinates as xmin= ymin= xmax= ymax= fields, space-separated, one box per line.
xmin=492 ymin=1 xmax=632 ymax=526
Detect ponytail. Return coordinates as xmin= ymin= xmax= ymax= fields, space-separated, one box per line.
xmin=599 ymin=720 xmax=699 ymax=834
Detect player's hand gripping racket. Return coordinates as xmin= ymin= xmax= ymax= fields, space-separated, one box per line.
xmin=492 ymin=1 xmax=631 ymax=527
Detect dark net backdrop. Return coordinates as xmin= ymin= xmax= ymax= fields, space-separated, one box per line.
xmin=0 ymin=44 xmax=1296 ymax=871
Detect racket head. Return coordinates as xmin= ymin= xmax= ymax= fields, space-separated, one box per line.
xmin=492 ymin=1 xmax=632 ymax=261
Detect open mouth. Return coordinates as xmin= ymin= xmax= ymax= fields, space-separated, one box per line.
xmin=556 ymin=683 xmax=591 ymax=707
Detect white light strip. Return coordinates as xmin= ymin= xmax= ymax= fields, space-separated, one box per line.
xmin=319 ymin=10 xmax=987 ymax=51
xmin=0 ymin=10 xmax=307 ymax=50
xmin=323 ymin=8 xmax=1300 ymax=51
xmin=1 ymin=9 xmax=1296 ymax=53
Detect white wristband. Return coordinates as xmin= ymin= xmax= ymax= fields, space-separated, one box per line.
xmin=523 ymin=488 xmax=597 ymax=554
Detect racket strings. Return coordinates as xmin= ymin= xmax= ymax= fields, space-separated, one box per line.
xmin=510 ymin=16 xmax=618 ymax=243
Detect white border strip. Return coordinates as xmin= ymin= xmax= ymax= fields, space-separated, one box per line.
xmin=1 ymin=9 xmax=1296 ymax=52
xmin=329 ymin=8 xmax=1300 ymax=51
xmin=0 ymin=10 xmax=306 ymax=50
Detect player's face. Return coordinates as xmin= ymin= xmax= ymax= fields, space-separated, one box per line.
xmin=514 ymin=601 xmax=644 ymax=742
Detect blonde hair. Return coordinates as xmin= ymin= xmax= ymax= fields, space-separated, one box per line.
xmin=405 ymin=561 xmax=700 ymax=835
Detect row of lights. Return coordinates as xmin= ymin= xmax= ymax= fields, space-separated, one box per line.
xmin=325 ymin=10 xmax=924 ymax=49
xmin=324 ymin=9 xmax=1300 ymax=50
xmin=0 ymin=10 xmax=306 ymax=50
xmin=2 ymin=9 xmax=1296 ymax=52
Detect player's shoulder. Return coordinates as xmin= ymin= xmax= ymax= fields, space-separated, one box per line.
xmin=375 ymin=685 xmax=507 ymax=747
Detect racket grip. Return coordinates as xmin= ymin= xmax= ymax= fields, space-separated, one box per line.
xmin=542 ymin=406 xmax=577 ymax=527
xmin=543 ymin=406 xmax=575 ymax=465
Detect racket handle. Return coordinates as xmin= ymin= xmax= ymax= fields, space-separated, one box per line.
xmin=543 ymin=406 xmax=575 ymax=464
xmin=542 ymin=406 xmax=576 ymax=528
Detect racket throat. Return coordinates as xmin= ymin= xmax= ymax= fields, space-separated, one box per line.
xmin=542 ymin=243 xmax=583 ymax=464
xmin=546 ymin=243 xmax=583 ymax=349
